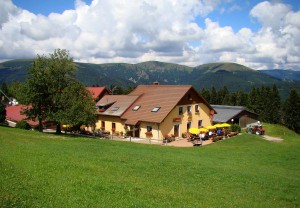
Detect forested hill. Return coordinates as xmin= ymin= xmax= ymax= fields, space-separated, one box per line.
xmin=259 ymin=69 xmax=300 ymax=81
xmin=0 ymin=59 xmax=299 ymax=98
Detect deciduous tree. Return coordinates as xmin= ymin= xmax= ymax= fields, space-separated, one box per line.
xmin=18 ymin=49 xmax=97 ymax=133
xmin=18 ymin=54 xmax=51 ymax=132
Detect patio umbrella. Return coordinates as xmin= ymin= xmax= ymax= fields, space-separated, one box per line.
xmin=189 ymin=127 xmax=199 ymax=134
xmin=199 ymin=128 xmax=208 ymax=133
xmin=221 ymin=123 xmax=231 ymax=128
xmin=205 ymin=125 xmax=216 ymax=130
xmin=214 ymin=123 xmax=223 ymax=128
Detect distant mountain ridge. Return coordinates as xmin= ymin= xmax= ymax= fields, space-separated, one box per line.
xmin=0 ymin=59 xmax=299 ymax=98
xmin=259 ymin=69 xmax=300 ymax=81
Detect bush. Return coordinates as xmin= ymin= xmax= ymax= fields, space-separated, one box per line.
xmin=0 ymin=102 xmax=6 ymax=123
xmin=0 ymin=120 xmax=9 ymax=126
xmin=231 ymin=124 xmax=241 ymax=133
xmin=15 ymin=120 xmax=31 ymax=130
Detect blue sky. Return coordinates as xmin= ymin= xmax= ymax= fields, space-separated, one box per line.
xmin=2 ymin=0 xmax=300 ymax=70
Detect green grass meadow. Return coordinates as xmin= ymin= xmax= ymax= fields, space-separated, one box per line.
xmin=0 ymin=125 xmax=299 ymax=207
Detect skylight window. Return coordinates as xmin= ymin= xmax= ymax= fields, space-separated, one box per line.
xmin=151 ymin=107 xmax=160 ymax=112
xmin=132 ymin=105 xmax=141 ymax=111
xmin=111 ymin=107 xmax=119 ymax=111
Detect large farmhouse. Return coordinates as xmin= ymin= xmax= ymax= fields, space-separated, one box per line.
xmin=95 ymin=84 xmax=216 ymax=143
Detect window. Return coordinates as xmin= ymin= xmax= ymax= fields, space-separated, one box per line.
xmin=187 ymin=105 xmax=192 ymax=114
xmin=112 ymin=123 xmax=116 ymax=131
xmin=111 ymin=107 xmax=119 ymax=111
xmin=132 ymin=105 xmax=141 ymax=111
xmin=179 ymin=106 xmax=183 ymax=115
xmin=187 ymin=122 xmax=191 ymax=130
xmin=151 ymin=107 xmax=160 ymax=112
xmin=195 ymin=104 xmax=199 ymax=112
xmin=146 ymin=126 xmax=152 ymax=132
xmin=198 ymin=120 xmax=203 ymax=128
xmin=101 ymin=121 xmax=105 ymax=129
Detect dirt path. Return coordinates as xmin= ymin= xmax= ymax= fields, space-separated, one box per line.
xmin=263 ymin=135 xmax=283 ymax=142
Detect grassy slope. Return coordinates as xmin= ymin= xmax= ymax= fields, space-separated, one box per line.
xmin=0 ymin=126 xmax=299 ymax=207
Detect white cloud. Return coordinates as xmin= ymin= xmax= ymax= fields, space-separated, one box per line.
xmin=0 ymin=0 xmax=299 ymax=70
xmin=250 ymin=1 xmax=290 ymax=30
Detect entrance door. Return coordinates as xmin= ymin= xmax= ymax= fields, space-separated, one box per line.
xmin=131 ymin=125 xmax=140 ymax=138
xmin=174 ymin=124 xmax=179 ymax=137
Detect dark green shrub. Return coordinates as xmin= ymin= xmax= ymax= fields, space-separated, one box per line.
xmin=15 ymin=120 xmax=31 ymax=130
xmin=231 ymin=124 xmax=241 ymax=133
xmin=0 ymin=102 xmax=6 ymax=123
xmin=0 ymin=120 xmax=9 ymax=126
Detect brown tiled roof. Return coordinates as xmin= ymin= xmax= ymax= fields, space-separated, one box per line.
xmin=121 ymin=85 xmax=214 ymax=125
xmin=96 ymin=95 xmax=140 ymax=117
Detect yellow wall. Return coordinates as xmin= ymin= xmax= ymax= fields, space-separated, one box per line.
xmin=140 ymin=103 xmax=212 ymax=142
xmin=95 ymin=115 xmax=126 ymax=135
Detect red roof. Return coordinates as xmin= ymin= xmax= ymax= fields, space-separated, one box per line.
xmin=86 ymin=87 xmax=109 ymax=99
xmin=5 ymin=105 xmax=39 ymax=126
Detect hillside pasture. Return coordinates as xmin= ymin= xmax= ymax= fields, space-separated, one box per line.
xmin=0 ymin=125 xmax=299 ymax=207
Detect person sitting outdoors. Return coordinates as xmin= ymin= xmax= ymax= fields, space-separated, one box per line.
xmin=217 ymin=128 xmax=222 ymax=136
xmin=208 ymin=130 xmax=213 ymax=138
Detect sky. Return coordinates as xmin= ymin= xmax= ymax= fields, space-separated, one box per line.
xmin=1 ymin=0 xmax=300 ymax=70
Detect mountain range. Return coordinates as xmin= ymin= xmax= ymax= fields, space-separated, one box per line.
xmin=0 ymin=59 xmax=299 ymax=99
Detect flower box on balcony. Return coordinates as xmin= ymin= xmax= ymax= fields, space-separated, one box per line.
xmin=173 ymin=117 xmax=181 ymax=122
xmin=98 ymin=109 xmax=105 ymax=112
xmin=145 ymin=132 xmax=153 ymax=136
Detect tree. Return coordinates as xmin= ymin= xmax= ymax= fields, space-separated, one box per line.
xmin=282 ymin=89 xmax=300 ymax=133
xmin=0 ymin=102 xmax=6 ymax=123
xmin=210 ymin=87 xmax=218 ymax=104
xmin=268 ymin=85 xmax=281 ymax=124
xmin=217 ymin=86 xmax=229 ymax=104
xmin=236 ymin=91 xmax=248 ymax=107
xmin=17 ymin=54 xmax=52 ymax=132
xmin=0 ymin=82 xmax=11 ymax=98
xmin=53 ymin=81 xmax=97 ymax=129
xmin=17 ymin=49 xmax=97 ymax=133
xmin=247 ymin=87 xmax=258 ymax=111
xmin=46 ymin=49 xmax=77 ymax=133
xmin=200 ymin=88 xmax=210 ymax=103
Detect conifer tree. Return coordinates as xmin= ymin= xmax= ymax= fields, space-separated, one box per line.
xmin=269 ymin=85 xmax=281 ymax=123
xmin=217 ymin=86 xmax=229 ymax=104
xmin=236 ymin=91 xmax=248 ymax=106
xmin=282 ymin=89 xmax=300 ymax=133
xmin=210 ymin=87 xmax=218 ymax=104
xmin=200 ymin=88 xmax=211 ymax=103
xmin=247 ymin=87 xmax=258 ymax=111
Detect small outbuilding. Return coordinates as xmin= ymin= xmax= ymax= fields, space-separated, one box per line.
xmin=211 ymin=105 xmax=258 ymax=127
